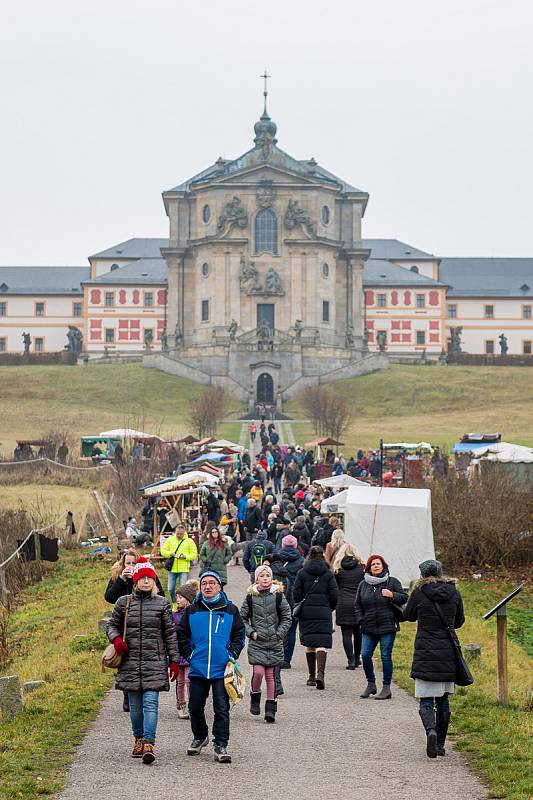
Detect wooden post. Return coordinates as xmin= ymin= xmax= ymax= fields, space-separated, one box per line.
xmin=496 ymin=607 xmax=508 ymax=706
xmin=33 ymin=532 xmax=43 ymax=581
xmin=0 ymin=568 xmax=8 ymax=607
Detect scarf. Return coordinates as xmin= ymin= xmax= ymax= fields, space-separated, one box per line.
xmin=202 ymin=592 xmax=222 ymax=605
xmin=364 ymin=571 xmax=389 ymax=586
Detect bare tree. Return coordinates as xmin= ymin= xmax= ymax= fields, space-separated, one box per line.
xmin=188 ymin=387 xmax=229 ymax=439
xmin=302 ymin=385 xmax=353 ymax=442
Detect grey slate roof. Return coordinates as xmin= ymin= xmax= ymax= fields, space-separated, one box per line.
xmin=363 ymin=259 xmax=445 ymax=287
xmin=0 ymin=267 xmax=89 ymax=295
xmin=89 ymin=238 xmax=168 ymax=260
xmin=83 ymin=259 xmax=168 ymax=285
xmin=362 ymin=239 xmax=436 ymax=260
xmin=439 ymin=258 xmax=533 ymax=297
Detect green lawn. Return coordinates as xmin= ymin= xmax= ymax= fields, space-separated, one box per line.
xmin=286 ymin=364 xmax=533 ymax=452
xmin=0 ymin=364 xmax=244 ymax=455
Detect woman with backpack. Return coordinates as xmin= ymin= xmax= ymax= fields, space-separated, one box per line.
xmin=403 ymin=559 xmax=465 ymax=758
xmin=331 ymin=543 xmax=365 ymax=669
xmin=243 ymin=530 xmax=274 ymax=581
xmin=198 ymin=527 xmax=233 ymax=587
xmin=240 ymin=565 xmax=292 ymax=723
xmin=354 ymin=554 xmax=408 ymax=700
xmin=276 ymin=534 xmax=305 ymax=668
xmin=292 ymin=546 xmax=338 ymax=690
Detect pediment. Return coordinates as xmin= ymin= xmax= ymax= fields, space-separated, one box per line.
xmin=210 ymin=164 xmax=331 ymax=189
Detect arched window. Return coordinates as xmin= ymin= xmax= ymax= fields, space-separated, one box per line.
xmin=410 ymin=265 xmax=419 ymax=273
xmin=255 ymin=208 xmax=278 ymax=255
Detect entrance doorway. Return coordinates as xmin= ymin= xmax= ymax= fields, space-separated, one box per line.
xmin=256 ymin=373 xmax=274 ymax=404
xmin=257 ymin=303 xmax=275 ymax=331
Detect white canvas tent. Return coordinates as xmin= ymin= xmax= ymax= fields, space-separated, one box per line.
xmin=470 ymin=442 xmax=533 ymax=463
xmin=99 ymin=428 xmax=163 ymax=440
xmin=315 ymin=474 xmax=367 ymax=489
xmin=320 ymin=489 xmax=349 ymax=514
xmin=344 ymin=486 xmax=435 ymax=586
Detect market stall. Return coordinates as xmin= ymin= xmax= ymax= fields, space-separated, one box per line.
xmin=344 ymin=486 xmax=435 ymax=586
xmin=80 ymin=436 xmax=120 ymax=464
xmin=380 ymin=441 xmax=433 ymax=486
xmin=469 ymin=442 xmax=533 ymax=487
xmin=305 ymin=437 xmax=345 ymax=478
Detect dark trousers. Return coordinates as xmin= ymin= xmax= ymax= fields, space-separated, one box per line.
xmin=284 ymin=618 xmax=298 ymax=664
xmin=189 ymin=677 xmax=230 ymax=748
xmin=340 ymin=624 xmax=361 ymax=663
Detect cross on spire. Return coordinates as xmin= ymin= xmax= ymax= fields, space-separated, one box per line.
xmin=260 ymin=69 xmax=271 ymax=114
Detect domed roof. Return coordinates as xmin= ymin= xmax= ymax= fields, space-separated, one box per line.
xmin=254 ymin=109 xmax=277 ymax=142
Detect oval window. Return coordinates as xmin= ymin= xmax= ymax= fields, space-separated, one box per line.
xmin=322 ymin=263 xmax=329 ymax=278
xmin=322 ymin=205 xmax=330 ymax=225
xmin=202 ymin=204 xmax=211 ymax=224
xmin=202 ymin=262 xmax=209 ymax=277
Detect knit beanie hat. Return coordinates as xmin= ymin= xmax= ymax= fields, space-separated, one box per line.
xmin=176 ymin=580 xmax=199 ymax=604
xmin=199 ymin=569 xmax=223 ymax=588
xmin=282 ymin=534 xmax=298 ymax=549
xmin=365 ymin=554 xmax=389 ymax=574
xmin=255 ymin=564 xmax=273 ymax=582
xmin=419 ymin=559 xmax=443 ymax=578
xmin=132 ymin=556 xmax=157 ymax=584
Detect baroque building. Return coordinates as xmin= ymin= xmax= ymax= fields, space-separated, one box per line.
xmin=148 ymin=101 xmax=386 ymax=405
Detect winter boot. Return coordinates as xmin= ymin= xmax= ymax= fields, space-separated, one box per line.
xmin=360 ymin=682 xmax=377 ymax=698
xmin=250 ymin=692 xmax=261 ymax=715
xmin=142 ymin=741 xmax=155 ymax=764
xmin=419 ymin=707 xmax=438 ymax=758
xmin=305 ymin=652 xmax=316 ymax=686
xmin=177 ymin=701 xmax=190 ymax=719
xmin=315 ymin=651 xmax=327 ymax=690
xmin=131 ymin=737 xmax=144 ymax=758
xmin=436 ymin=710 xmax=451 ymax=756
xmin=373 ymin=684 xmax=392 ymax=700
xmin=274 ymin=665 xmax=284 ymax=697
xmin=264 ymin=699 xmax=277 ymax=723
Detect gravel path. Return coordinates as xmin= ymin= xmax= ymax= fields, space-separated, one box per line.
xmin=58 ymin=565 xmax=486 ymax=800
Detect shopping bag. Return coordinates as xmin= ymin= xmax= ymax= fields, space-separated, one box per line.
xmin=224 ymin=657 xmax=245 ymax=704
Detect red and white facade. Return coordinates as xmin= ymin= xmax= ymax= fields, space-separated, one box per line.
xmin=364 ymin=286 xmax=447 ymax=356
xmin=84 ymin=284 xmax=167 ymax=353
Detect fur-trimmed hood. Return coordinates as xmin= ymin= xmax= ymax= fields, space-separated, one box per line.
xmin=246 ymin=579 xmax=285 ymax=596
xmin=414 ymin=575 xmax=458 ymax=604
xmin=414 ymin=575 xmax=457 ymax=589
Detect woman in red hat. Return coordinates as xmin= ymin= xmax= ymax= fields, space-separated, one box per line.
xmin=107 ymin=557 xmax=180 ymax=765
xmin=354 ymin=554 xmax=408 ymax=700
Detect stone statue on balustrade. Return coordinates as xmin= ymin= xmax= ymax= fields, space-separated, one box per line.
xmin=499 ymin=333 xmax=508 ymax=355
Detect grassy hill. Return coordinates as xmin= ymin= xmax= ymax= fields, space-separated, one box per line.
xmin=0 ymin=364 xmax=242 ymax=456
xmin=286 ymin=364 xmax=533 ymax=452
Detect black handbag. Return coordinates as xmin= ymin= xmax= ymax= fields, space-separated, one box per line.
xmin=423 ymin=589 xmax=474 ymax=687
xmin=164 ymin=537 xmax=185 ymax=571
xmin=387 ymin=579 xmax=406 ymax=625
xmin=292 ymin=576 xmax=320 ymax=621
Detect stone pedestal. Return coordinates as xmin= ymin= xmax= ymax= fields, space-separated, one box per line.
xmin=0 ymin=675 xmax=23 ymax=720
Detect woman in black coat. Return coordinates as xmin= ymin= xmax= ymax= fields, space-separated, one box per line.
xmin=354 ymin=554 xmax=408 ymax=700
xmin=332 ymin=543 xmax=365 ymax=669
xmin=292 ymin=546 xmax=338 ymax=690
xmin=403 ymin=559 xmax=465 ymax=759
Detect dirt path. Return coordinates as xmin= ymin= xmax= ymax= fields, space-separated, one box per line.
xmin=58 ymin=564 xmax=486 ymax=800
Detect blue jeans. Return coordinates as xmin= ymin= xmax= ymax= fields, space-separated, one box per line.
xmin=361 ymin=632 xmax=396 ymax=685
xmin=420 ymin=694 xmax=450 ymax=713
xmin=284 ymin=618 xmax=298 ymax=664
xmin=128 ymin=690 xmax=159 ymax=742
xmin=168 ymin=571 xmax=188 ymax=603
xmin=273 ymin=475 xmax=282 ymax=495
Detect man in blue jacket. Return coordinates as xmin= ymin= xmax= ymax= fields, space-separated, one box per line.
xmin=177 ymin=569 xmax=244 ymax=763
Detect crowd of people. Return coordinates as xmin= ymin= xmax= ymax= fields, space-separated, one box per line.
xmin=103 ymin=424 xmax=466 ymax=767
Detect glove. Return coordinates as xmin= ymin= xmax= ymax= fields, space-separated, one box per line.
xmin=113 ymin=636 xmax=128 ymax=657
xmin=169 ymin=662 xmax=180 ymax=682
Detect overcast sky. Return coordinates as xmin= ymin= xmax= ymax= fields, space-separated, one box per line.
xmin=1 ymin=0 xmax=531 ymax=265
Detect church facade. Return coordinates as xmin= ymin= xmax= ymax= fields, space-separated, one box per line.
xmin=146 ymin=104 xmax=387 ymax=405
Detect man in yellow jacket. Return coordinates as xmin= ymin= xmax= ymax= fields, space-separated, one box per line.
xmin=160 ymin=524 xmax=198 ymax=606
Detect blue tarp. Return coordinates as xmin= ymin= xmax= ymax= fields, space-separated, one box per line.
xmin=452 ymin=442 xmax=490 ymax=453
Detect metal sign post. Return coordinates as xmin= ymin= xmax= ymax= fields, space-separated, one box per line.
xmin=482 ymin=584 xmax=524 ymax=706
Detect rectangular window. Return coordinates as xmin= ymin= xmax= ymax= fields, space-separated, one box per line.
xmin=35 ymin=337 xmax=44 ymax=353
xmin=0 ymin=337 xmax=6 ymax=352
xmin=35 ymin=302 xmax=45 ymax=317
xmin=144 ymin=292 xmax=153 ymax=307
xmin=416 ymin=294 xmax=425 ymax=308
xmin=0 ymin=302 xmax=6 ymax=317
xmin=416 ymin=330 xmax=426 ymax=345
xmin=485 ymin=340 xmax=494 ymax=354
xmin=377 ymin=294 xmax=386 ymax=308
xmin=105 ymin=291 xmax=115 ymax=307
xmin=447 ymin=304 xmax=457 ymax=319
xmin=201 ymin=299 xmax=209 ymax=321
xmin=523 ymin=305 xmax=532 ymax=320
xmin=105 ymin=328 xmax=115 ymax=343
xmin=73 ymin=302 xmax=82 ymax=317
xmin=322 ymin=300 xmax=330 ymax=322
xmin=524 ymin=340 xmax=532 ymax=355
xmin=484 ymin=304 xmax=494 ymax=319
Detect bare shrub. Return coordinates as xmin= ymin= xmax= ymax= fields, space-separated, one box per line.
xmin=188 ymin=387 xmax=229 ymax=439
xmin=430 ymin=471 xmax=533 ymax=569
xmin=301 ymin=386 xmax=353 ymax=442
